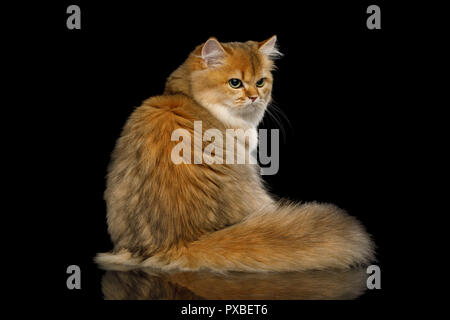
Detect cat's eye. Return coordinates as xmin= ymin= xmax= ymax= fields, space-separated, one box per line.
xmin=229 ymin=78 xmax=243 ymax=89
xmin=256 ymin=78 xmax=265 ymax=87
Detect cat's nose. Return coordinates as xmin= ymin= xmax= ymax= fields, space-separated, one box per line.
xmin=249 ymin=96 xmax=258 ymax=102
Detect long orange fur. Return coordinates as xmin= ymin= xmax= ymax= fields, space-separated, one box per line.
xmin=95 ymin=37 xmax=374 ymax=272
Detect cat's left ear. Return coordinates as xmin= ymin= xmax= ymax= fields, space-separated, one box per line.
xmin=258 ymin=35 xmax=282 ymax=59
xmin=201 ymin=37 xmax=226 ymax=68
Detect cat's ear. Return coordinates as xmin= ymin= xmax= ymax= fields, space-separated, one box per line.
xmin=258 ymin=35 xmax=282 ymax=59
xmin=201 ymin=37 xmax=226 ymax=68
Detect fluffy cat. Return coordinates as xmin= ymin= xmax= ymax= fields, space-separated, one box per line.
xmin=95 ymin=36 xmax=374 ymax=272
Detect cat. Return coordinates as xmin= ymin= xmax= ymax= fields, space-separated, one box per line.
xmin=95 ymin=36 xmax=374 ymax=272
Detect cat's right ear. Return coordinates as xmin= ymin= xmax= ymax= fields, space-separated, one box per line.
xmin=201 ymin=37 xmax=226 ymax=68
xmin=258 ymin=35 xmax=282 ymax=60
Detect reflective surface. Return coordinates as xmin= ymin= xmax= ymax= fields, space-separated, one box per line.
xmin=100 ymin=265 xmax=367 ymax=300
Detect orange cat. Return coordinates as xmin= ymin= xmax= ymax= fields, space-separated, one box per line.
xmin=95 ymin=36 xmax=374 ymax=272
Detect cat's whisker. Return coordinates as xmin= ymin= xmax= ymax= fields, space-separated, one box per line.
xmin=270 ymin=99 xmax=293 ymax=131
xmin=264 ymin=103 xmax=287 ymax=143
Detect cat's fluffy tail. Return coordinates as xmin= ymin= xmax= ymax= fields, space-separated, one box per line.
xmin=139 ymin=202 xmax=375 ymax=272
xmin=95 ymin=202 xmax=374 ymax=272
xmin=95 ymin=249 xmax=142 ymax=269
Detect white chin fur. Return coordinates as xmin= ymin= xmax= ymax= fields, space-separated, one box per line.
xmin=203 ymin=102 xmax=266 ymax=129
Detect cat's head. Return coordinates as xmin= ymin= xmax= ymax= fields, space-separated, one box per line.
xmin=165 ymin=36 xmax=282 ymax=128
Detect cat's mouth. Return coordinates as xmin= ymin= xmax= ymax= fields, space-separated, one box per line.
xmin=246 ymin=101 xmax=265 ymax=110
xmin=233 ymin=103 xmax=265 ymax=116
xmin=231 ymin=100 xmax=266 ymax=114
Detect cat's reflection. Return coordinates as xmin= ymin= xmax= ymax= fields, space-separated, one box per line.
xmin=101 ymin=265 xmax=367 ymax=300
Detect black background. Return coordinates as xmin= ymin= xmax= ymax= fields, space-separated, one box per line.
xmin=23 ymin=0 xmax=423 ymax=313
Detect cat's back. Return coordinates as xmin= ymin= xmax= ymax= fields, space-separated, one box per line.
xmin=127 ymin=94 xmax=199 ymax=133
xmin=109 ymin=93 xmax=223 ymax=176
xmin=126 ymin=93 xmax=224 ymax=135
